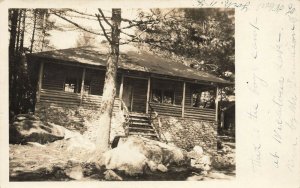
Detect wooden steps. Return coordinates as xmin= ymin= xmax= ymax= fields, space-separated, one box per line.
xmin=128 ymin=113 xmax=160 ymax=140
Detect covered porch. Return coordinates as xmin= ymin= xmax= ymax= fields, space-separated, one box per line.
xmin=28 ymin=46 xmax=232 ymax=123
xmin=34 ymin=62 xmax=223 ymax=123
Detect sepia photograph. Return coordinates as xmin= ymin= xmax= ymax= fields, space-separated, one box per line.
xmin=8 ymin=8 xmax=235 ymax=181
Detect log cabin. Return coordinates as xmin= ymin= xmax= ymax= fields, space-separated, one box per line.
xmin=26 ymin=46 xmax=233 ymax=140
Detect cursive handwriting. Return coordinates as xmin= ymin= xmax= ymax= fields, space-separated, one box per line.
xmin=197 ymin=0 xmax=250 ymax=11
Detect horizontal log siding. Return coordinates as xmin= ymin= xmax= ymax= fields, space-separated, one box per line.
xmin=132 ymin=79 xmax=148 ymax=113
xmin=39 ymin=89 xmax=120 ymax=110
xmin=86 ymin=69 xmax=105 ymax=95
xmin=149 ymin=102 xmax=215 ymax=121
xmin=42 ymin=63 xmax=65 ymax=91
xmin=82 ymin=94 xmax=120 ymax=110
xmin=149 ymin=102 xmax=182 ymax=117
xmin=174 ymin=82 xmax=183 ymax=105
xmin=185 ymin=83 xmax=192 ymax=107
xmin=40 ymin=89 xmax=80 ymax=105
xmin=184 ymin=106 xmax=215 ymax=121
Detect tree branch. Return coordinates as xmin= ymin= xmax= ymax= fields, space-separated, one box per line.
xmin=98 ymin=9 xmax=112 ymax=28
xmin=65 ymin=9 xmax=95 ymax=17
xmin=52 ymin=12 xmax=103 ymax=36
xmin=95 ymin=13 xmax=112 ymax=44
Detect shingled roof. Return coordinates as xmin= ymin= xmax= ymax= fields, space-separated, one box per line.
xmin=27 ymin=46 xmax=233 ymax=85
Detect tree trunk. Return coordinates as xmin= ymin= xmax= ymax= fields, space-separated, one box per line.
xmin=40 ymin=11 xmax=47 ymax=51
xmin=95 ymin=8 xmax=121 ymax=153
xmin=9 ymin=9 xmax=19 ymax=55
xmin=15 ymin=9 xmax=22 ymax=54
xmin=9 ymin=9 xmax=19 ymax=116
xmin=30 ymin=9 xmax=37 ymax=53
xmin=19 ymin=9 xmax=26 ymax=52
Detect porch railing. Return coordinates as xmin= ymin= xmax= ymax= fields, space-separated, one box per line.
xmin=148 ymin=102 xmax=168 ymax=143
xmin=120 ymin=98 xmax=130 ymax=136
xmin=149 ymin=101 xmax=215 ymax=121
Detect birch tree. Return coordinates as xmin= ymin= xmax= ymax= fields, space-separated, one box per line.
xmin=94 ymin=8 xmax=121 ymax=152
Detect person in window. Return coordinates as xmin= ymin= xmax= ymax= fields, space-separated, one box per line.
xmin=163 ymin=90 xmax=174 ymax=104
xmin=152 ymin=89 xmax=162 ymax=103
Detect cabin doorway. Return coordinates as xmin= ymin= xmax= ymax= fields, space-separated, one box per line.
xmin=122 ymin=77 xmax=147 ymax=113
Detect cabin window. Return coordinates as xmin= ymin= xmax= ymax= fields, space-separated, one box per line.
xmin=192 ymin=89 xmax=215 ymax=108
xmin=64 ymin=78 xmax=78 ymax=93
xmin=162 ymin=90 xmax=174 ymax=104
xmin=151 ymin=89 xmax=174 ymax=104
xmin=83 ymin=79 xmax=91 ymax=95
xmin=152 ymin=89 xmax=162 ymax=103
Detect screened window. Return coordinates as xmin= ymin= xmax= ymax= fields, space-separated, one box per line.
xmin=64 ymin=78 xmax=78 ymax=93
xmin=83 ymin=79 xmax=91 ymax=95
xmin=152 ymin=89 xmax=162 ymax=103
xmin=151 ymin=89 xmax=174 ymax=104
xmin=162 ymin=90 xmax=174 ymax=104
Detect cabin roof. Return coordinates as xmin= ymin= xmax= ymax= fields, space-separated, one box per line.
xmin=27 ymin=46 xmax=233 ymax=85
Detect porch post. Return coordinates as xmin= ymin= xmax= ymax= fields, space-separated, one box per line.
xmin=119 ymin=73 xmax=124 ymax=99
xmin=80 ymin=68 xmax=86 ymax=105
xmin=119 ymin=73 xmax=124 ymax=110
xmin=182 ymin=81 xmax=186 ymax=118
xmin=220 ymin=87 xmax=223 ymax=128
xmin=215 ymin=86 xmax=220 ymax=122
xmin=146 ymin=76 xmax=151 ymax=113
xmin=36 ymin=62 xmax=44 ymax=103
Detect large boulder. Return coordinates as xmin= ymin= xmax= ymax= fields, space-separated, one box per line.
xmin=187 ymin=145 xmax=212 ymax=172
xmin=9 ymin=114 xmax=66 ymax=144
xmin=101 ymin=135 xmax=189 ymax=176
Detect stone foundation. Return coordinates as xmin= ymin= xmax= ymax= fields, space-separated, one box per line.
xmin=154 ymin=116 xmax=217 ymax=154
xmin=34 ymin=102 xmax=217 ymax=154
xmin=35 ymin=102 xmax=126 ymax=143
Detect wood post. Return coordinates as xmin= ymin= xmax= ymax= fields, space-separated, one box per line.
xmin=182 ymin=82 xmax=186 ymax=118
xmin=146 ymin=76 xmax=151 ymax=113
xmin=36 ymin=62 xmax=44 ymax=103
xmin=130 ymin=86 xmax=134 ymax=112
xmin=80 ymin=68 xmax=86 ymax=105
xmin=119 ymin=73 xmax=124 ymax=99
xmin=215 ymin=86 xmax=220 ymax=122
xmin=119 ymin=74 xmax=124 ymax=110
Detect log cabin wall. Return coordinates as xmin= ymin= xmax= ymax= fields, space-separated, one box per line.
xmin=149 ymin=79 xmax=216 ymax=121
xmin=122 ymin=77 xmax=147 ymax=113
xmin=85 ymin=68 xmax=105 ymax=95
xmin=40 ymin=63 xmax=82 ymax=106
xmin=185 ymin=83 xmax=192 ymax=107
xmin=37 ymin=62 xmax=217 ymax=122
xmin=131 ymin=78 xmax=148 ymax=113
xmin=38 ymin=63 xmax=112 ymax=109
xmin=42 ymin=63 xmax=66 ymax=91
xmin=149 ymin=78 xmax=183 ymax=117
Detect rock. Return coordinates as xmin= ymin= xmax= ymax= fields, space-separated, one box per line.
xmin=64 ymin=135 xmax=96 ymax=152
xmin=104 ymin=170 xmax=123 ymax=181
xmin=26 ymin=142 xmax=46 ymax=147
xmin=100 ymin=135 xmax=188 ymax=176
xmin=15 ymin=114 xmax=38 ymax=121
xmin=193 ymin=145 xmax=203 ymax=155
xmin=204 ymin=171 xmax=235 ymax=180
xmin=10 ymin=117 xmax=65 ymax=144
xmin=65 ymin=164 xmax=84 ymax=180
xmin=146 ymin=160 xmax=158 ymax=172
xmin=103 ymin=144 xmax=148 ymax=176
xmin=157 ymin=164 xmax=168 ymax=172
xmin=16 ymin=116 xmax=27 ymax=121
xmin=186 ymin=175 xmax=204 ymax=181
xmin=190 ymin=155 xmax=211 ymax=171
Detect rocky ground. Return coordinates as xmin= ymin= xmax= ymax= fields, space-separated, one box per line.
xmin=9 ymin=114 xmax=235 ymax=181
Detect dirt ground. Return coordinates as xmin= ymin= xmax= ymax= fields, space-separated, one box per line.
xmin=9 ymin=137 xmax=235 ymax=181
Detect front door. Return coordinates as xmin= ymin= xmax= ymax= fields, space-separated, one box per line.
xmin=122 ymin=77 xmax=147 ymax=113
